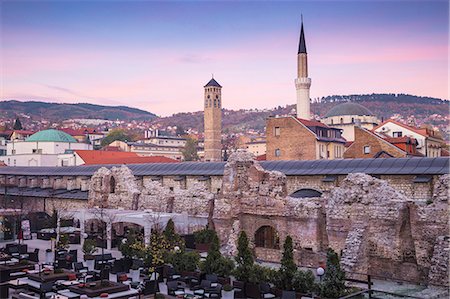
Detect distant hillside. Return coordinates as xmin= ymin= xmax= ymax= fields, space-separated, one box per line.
xmin=152 ymin=93 xmax=449 ymax=135
xmin=0 ymin=100 xmax=156 ymax=121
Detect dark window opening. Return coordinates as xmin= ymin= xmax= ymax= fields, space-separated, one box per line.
xmin=255 ymin=226 xmax=280 ymax=249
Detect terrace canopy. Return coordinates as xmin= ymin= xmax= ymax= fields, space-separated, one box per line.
xmin=60 ymin=208 xmax=208 ymax=249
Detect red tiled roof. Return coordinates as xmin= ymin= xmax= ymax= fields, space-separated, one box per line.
xmin=345 ymin=141 xmax=354 ymax=148
xmin=0 ymin=161 xmax=6 ymax=167
xmin=256 ymin=154 xmax=266 ymax=161
xmin=373 ymin=119 xmax=437 ymax=138
xmin=442 ymin=149 xmax=450 ymax=156
xmin=296 ymin=118 xmax=330 ymax=128
xmin=101 ymin=146 xmax=121 ymax=152
xmin=13 ymin=130 xmax=34 ymax=135
xmin=75 ymin=150 xmax=178 ymax=165
xmin=60 ymin=128 xmax=101 ymax=136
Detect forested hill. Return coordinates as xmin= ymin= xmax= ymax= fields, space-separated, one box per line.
xmin=152 ymin=93 xmax=448 ymax=134
xmin=0 ymin=100 xmax=156 ymax=121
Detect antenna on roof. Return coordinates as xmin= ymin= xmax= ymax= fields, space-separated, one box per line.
xmin=301 ymin=13 xmax=303 ymax=23
xmin=212 ymin=73 xmax=214 ymax=79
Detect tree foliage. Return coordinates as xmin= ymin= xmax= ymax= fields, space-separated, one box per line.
xmin=13 ymin=118 xmax=23 ymax=130
xmin=276 ymin=235 xmax=297 ymax=290
xmin=101 ymin=129 xmax=134 ymax=146
xmin=182 ymin=137 xmax=199 ymax=161
xmin=163 ymin=218 xmax=185 ymax=251
xmin=234 ymin=231 xmax=254 ymax=282
xmin=320 ymin=248 xmax=346 ymax=298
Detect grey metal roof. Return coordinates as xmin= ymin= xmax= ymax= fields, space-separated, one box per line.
xmin=204 ymin=78 xmax=222 ymax=88
xmin=0 ymin=157 xmax=447 ymax=177
xmin=0 ymin=187 xmax=88 ymax=200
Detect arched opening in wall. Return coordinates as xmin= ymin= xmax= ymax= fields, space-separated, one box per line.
xmin=255 ymin=226 xmax=280 ymax=249
xmin=290 ymin=188 xmax=322 ymax=198
xmin=112 ymin=222 xmax=144 ymax=249
xmin=340 ymin=118 xmax=344 ymax=124
xmin=110 ymin=176 xmax=116 ymax=194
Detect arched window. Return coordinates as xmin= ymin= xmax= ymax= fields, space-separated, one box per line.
xmin=290 ymin=188 xmax=322 ymax=198
xmin=351 ymin=118 xmax=354 ymax=123
xmin=110 ymin=176 xmax=116 ymax=194
xmin=255 ymin=226 xmax=280 ymax=249
xmin=331 ymin=119 xmax=333 ymax=125
xmin=340 ymin=118 xmax=344 ymax=124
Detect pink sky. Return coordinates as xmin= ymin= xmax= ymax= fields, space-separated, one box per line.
xmin=1 ymin=1 xmax=448 ymax=116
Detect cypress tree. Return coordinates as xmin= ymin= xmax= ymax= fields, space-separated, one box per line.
xmin=320 ymin=248 xmax=346 ymax=298
xmin=13 ymin=118 xmax=23 ymax=130
xmin=234 ymin=231 xmax=254 ymax=282
xmin=279 ymin=235 xmax=297 ymax=290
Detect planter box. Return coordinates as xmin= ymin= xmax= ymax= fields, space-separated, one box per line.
xmin=28 ymin=269 xmax=75 ymax=283
xmin=130 ymin=269 xmax=140 ymax=282
xmin=245 ymin=282 xmax=261 ymax=299
xmin=195 ymin=243 xmax=210 ymax=252
xmin=69 ymin=281 xmax=129 ymax=297
xmin=222 ymin=290 xmax=234 ymax=299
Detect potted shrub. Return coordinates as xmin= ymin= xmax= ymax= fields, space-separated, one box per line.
xmin=83 ymin=239 xmax=97 ymax=271
xmin=222 ymin=284 xmax=234 ymax=299
xmin=275 ymin=236 xmax=297 ymax=292
xmin=194 ymin=227 xmax=215 ymax=252
xmin=246 ymin=264 xmax=271 ymax=299
xmin=234 ymin=231 xmax=254 ymax=295
xmin=319 ymin=248 xmax=346 ymax=298
xmin=292 ymin=269 xmax=317 ymax=297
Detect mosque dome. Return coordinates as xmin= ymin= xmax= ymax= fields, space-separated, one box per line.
xmin=324 ymin=102 xmax=374 ymax=118
xmin=26 ymin=129 xmax=77 ymax=143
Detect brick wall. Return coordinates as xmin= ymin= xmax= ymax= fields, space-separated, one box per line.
xmin=266 ymin=117 xmax=317 ymax=160
xmin=344 ymin=126 xmax=405 ymax=158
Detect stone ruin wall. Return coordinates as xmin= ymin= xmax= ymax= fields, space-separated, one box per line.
xmin=3 ymin=151 xmax=446 ymax=287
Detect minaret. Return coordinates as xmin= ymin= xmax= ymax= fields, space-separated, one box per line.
xmin=295 ymin=17 xmax=311 ymax=119
xmin=203 ymin=77 xmax=222 ymax=161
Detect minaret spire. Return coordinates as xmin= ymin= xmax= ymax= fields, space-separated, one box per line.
xmin=298 ymin=16 xmax=307 ymax=54
xmin=295 ymin=15 xmax=311 ymax=119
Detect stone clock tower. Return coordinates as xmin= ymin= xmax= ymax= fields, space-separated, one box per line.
xmin=204 ymin=77 xmax=222 ymax=161
xmin=295 ymin=18 xmax=311 ymax=119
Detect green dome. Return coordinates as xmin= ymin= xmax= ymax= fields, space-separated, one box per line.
xmin=26 ymin=129 xmax=77 ymax=143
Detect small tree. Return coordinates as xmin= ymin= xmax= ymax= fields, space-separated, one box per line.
xmin=182 ymin=137 xmax=199 ymax=161
xmin=234 ymin=231 xmax=254 ymax=282
xmin=320 ymin=248 xmax=346 ymax=298
xmin=277 ymin=236 xmax=297 ymax=290
xmin=13 ymin=118 xmax=23 ymax=130
xmin=163 ymin=218 xmax=184 ymax=251
xmin=82 ymin=239 xmax=98 ymax=257
xmin=292 ymin=270 xmax=317 ymax=294
xmin=101 ymin=129 xmax=134 ymax=146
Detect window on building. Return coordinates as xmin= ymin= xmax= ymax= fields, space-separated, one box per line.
xmin=331 ymin=119 xmax=334 ymax=125
xmin=255 ymin=226 xmax=280 ymax=249
xmin=275 ymin=149 xmax=281 ymax=157
xmin=274 ymin=127 xmax=280 ymax=136
xmin=12 ymin=149 xmax=16 ymax=155
xmin=351 ymin=118 xmax=354 ymax=123
xmin=364 ymin=146 xmax=371 ymax=154
xmin=340 ymin=118 xmax=344 ymax=124
xmin=110 ymin=176 xmax=116 ymax=193
xmin=393 ymin=131 xmax=403 ymax=138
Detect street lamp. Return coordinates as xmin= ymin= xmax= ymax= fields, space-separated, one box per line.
xmin=317 ymin=267 xmax=325 ymax=282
